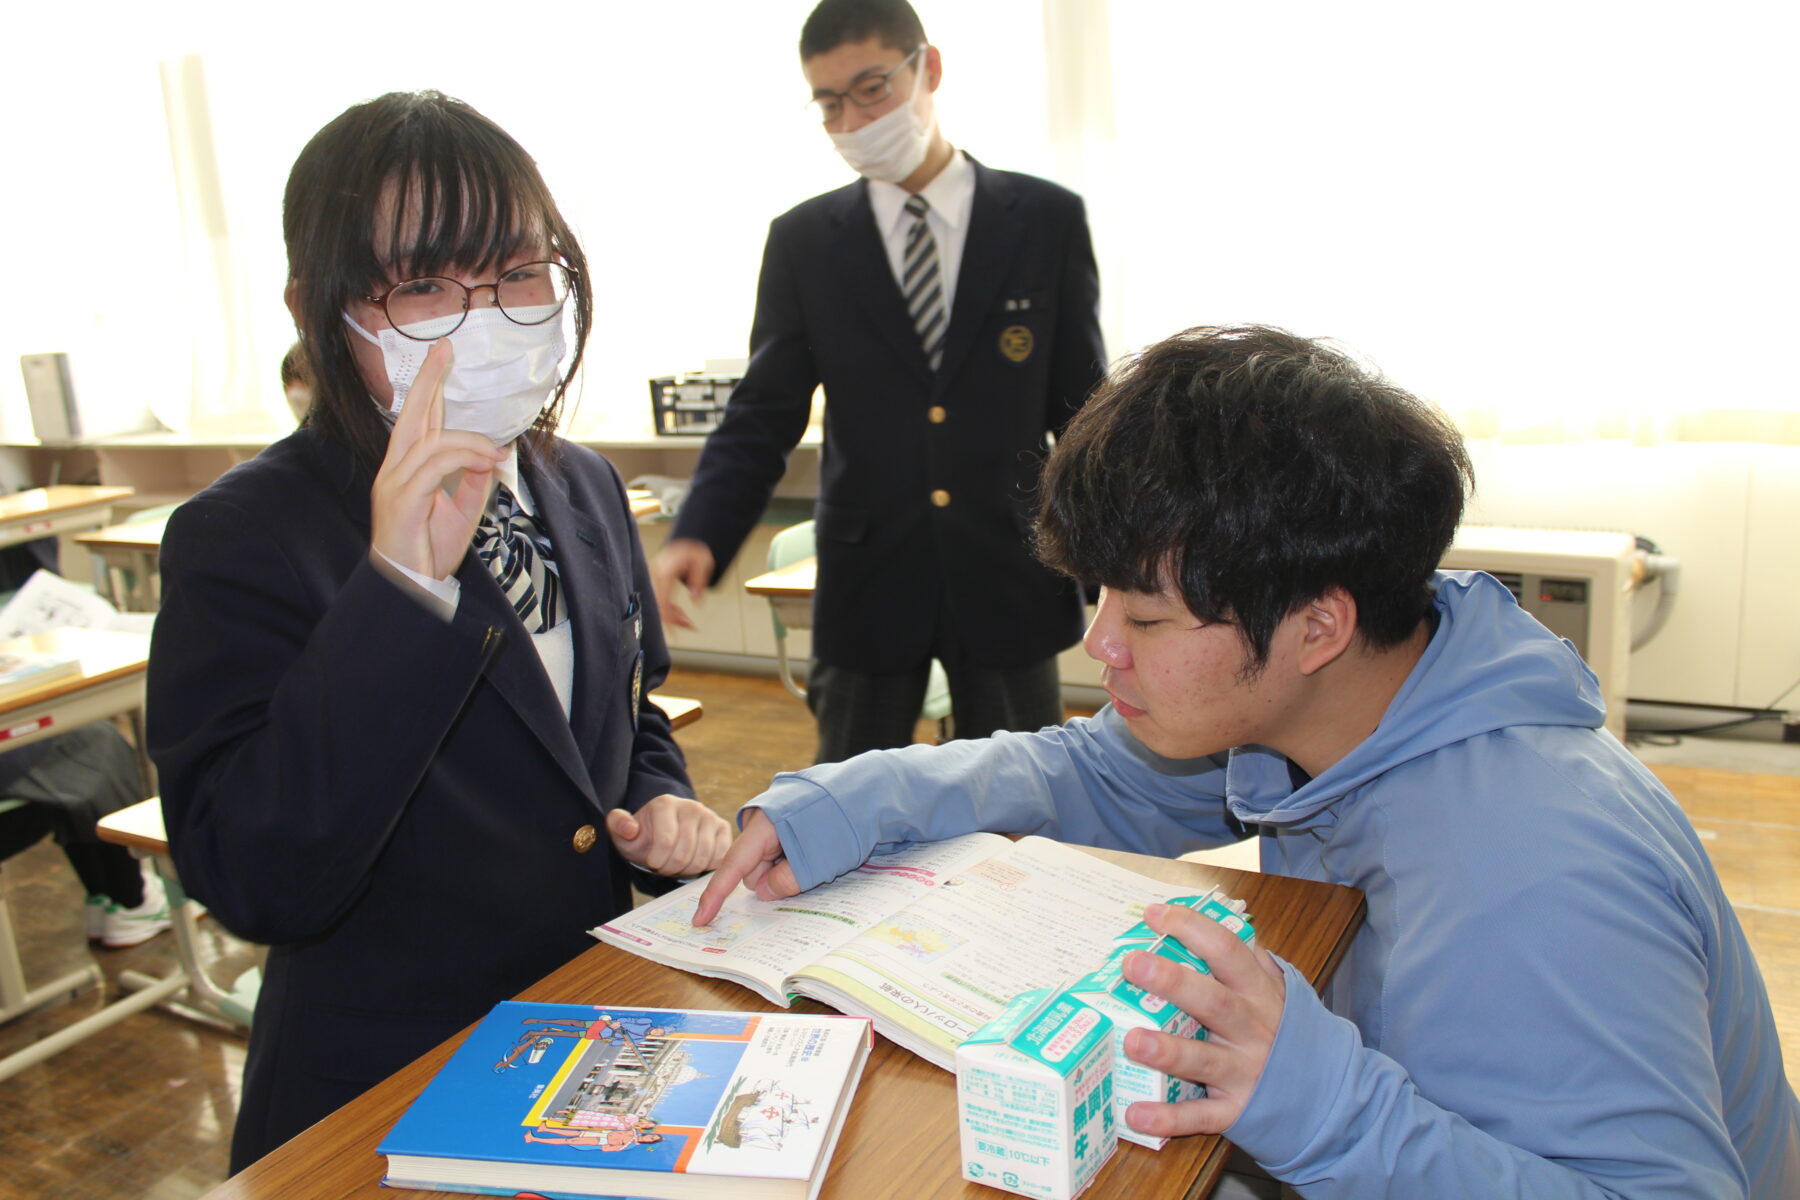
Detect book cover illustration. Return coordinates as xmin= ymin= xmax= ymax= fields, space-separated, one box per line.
xmin=380 ymin=1001 xmax=865 ymax=1185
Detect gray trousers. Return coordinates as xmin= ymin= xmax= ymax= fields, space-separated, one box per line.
xmin=0 ymin=722 xmax=147 ymax=903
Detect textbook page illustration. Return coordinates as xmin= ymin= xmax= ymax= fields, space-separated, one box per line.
xmin=596 ymin=836 xmax=1185 ymax=1070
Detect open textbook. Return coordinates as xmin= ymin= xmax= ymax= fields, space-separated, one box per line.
xmin=592 ymin=834 xmax=1189 ymax=1072
xmin=0 ymin=568 xmax=156 ymax=638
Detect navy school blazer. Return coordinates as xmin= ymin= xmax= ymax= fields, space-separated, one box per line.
xmin=672 ymin=157 xmax=1106 ymax=674
xmin=148 ymin=428 xmax=690 ymax=1167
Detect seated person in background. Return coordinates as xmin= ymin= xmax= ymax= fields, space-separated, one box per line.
xmin=0 ymin=538 xmax=164 ymax=947
xmin=699 ymin=325 xmax=1800 ymax=1197
xmin=147 ymin=91 xmax=730 ymax=1172
xmin=0 ymin=730 xmax=165 ymax=948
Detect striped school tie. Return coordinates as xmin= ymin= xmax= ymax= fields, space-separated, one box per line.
xmin=474 ymin=483 xmax=561 ymax=633
xmin=903 ymin=194 xmax=947 ymax=371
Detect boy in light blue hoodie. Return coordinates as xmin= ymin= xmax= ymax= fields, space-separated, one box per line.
xmin=696 ymin=325 xmax=1799 ymax=1198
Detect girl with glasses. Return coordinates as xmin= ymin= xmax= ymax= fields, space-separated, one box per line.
xmin=146 ymin=91 xmax=730 ymax=1171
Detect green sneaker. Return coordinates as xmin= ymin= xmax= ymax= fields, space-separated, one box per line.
xmin=101 ymin=871 xmax=171 ymax=948
xmin=85 ymin=894 xmax=112 ymax=941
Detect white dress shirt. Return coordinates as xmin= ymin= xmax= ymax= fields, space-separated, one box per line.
xmin=384 ymin=448 xmax=575 ymax=717
xmin=866 ymin=148 xmax=975 ymax=319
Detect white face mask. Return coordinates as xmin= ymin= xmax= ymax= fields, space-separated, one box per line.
xmin=345 ymin=305 xmax=567 ymax=445
xmin=829 ymin=67 xmax=935 ymax=184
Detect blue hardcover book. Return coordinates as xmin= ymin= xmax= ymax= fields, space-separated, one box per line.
xmin=378 ymin=1001 xmax=873 ymax=1200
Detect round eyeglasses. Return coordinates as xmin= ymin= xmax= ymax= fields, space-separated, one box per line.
xmin=806 ymin=45 xmax=925 ymax=125
xmin=363 ymin=260 xmax=574 ymax=342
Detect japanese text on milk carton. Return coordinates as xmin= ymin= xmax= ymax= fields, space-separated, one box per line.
xmin=956 ymin=987 xmax=1117 ymax=1199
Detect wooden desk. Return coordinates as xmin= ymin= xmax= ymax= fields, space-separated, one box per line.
xmin=0 ymin=485 xmax=135 ymax=552
xmin=744 ymin=557 xmax=817 ymax=700
xmin=0 ymin=628 xmax=151 ymax=765
xmin=203 ymin=850 xmax=1364 ymax=1200
xmin=627 ymin=488 xmax=662 ymax=522
xmin=90 ymin=794 xmax=260 ymax=1040
xmin=75 ymin=514 xmax=170 ymax=612
xmin=652 ymin=694 xmax=701 ymax=730
xmin=0 ymin=627 xmax=163 ymax=1084
xmin=743 ymin=554 xmax=816 ymax=600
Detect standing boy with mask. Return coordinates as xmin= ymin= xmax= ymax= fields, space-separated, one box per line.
xmin=652 ymin=0 xmax=1105 ymax=763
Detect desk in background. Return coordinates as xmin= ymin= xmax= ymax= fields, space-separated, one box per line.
xmin=75 ymin=514 xmax=169 ymax=612
xmin=627 ymin=487 xmax=661 ymax=521
xmin=202 ymin=848 xmax=1363 ymax=1200
xmin=743 ymin=553 xmax=816 ymax=600
xmin=0 ymin=627 xmax=158 ymax=1083
xmin=0 ymin=485 xmax=135 ymax=553
xmin=0 ymin=627 xmax=152 ymax=775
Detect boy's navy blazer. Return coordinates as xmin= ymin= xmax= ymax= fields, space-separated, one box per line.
xmin=148 ymin=428 xmax=690 ymax=1166
xmin=673 ymin=156 xmax=1106 ymax=673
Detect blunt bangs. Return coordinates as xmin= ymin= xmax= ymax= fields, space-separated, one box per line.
xmin=282 ymin=90 xmax=591 ymax=471
xmin=373 ymin=149 xmax=551 ymax=290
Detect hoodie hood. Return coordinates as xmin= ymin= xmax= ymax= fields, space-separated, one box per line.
xmin=1224 ymin=570 xmax=1606 ymax=828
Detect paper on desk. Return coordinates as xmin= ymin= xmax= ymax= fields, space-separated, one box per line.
xmin=0 ymin=569 xmax=156 ymax=639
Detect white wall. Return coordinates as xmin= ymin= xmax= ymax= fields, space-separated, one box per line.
xmin=1463 ymin=440 xmax=1797 ymax=711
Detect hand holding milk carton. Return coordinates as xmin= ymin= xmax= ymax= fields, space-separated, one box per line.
xmin=955 ymin=888 xmax=1256 ymax=1198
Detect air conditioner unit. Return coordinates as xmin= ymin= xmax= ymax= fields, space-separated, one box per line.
xmin=1443 ymin=526 xmax=1637 ymax=741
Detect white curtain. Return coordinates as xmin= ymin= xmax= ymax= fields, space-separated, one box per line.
xmin=1081 ymin=0 xmax=1799 ymax=445
xmin=2 ymin=2 xmax=1791 ymax=445
xmin=0 ymin=1 xmax=1052 ymax=440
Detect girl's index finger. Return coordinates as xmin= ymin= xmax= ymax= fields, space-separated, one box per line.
xmin=412 ymin=337 xmax=454 ymax=431
xmin=384 ymin=337 xmax=453 ymax=462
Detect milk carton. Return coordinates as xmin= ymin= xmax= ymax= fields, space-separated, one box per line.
xmin=956 ymin=987 xmax=1118 ymax=1199
xmin=1113 ymin=890 xmax=1257 ymax=949
xmin=1068 ymin=943 xmax=1204 ymax=1149
xmin=1086 ymin=890 xmax=1259 ymax=1148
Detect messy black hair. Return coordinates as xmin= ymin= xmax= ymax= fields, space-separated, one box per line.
xmin=1037 ymin=325 xmax=1473 ymax=669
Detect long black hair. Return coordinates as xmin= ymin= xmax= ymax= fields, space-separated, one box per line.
xmin=282 ymin=90 xmax=591 ymax=469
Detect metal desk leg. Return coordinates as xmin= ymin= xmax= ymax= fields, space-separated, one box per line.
xmin=116 ymin=855 xmax=256 ymax=1029
xmin=0 ymin=887 xmax=101 ymax=1025
xmin=0 ymin=864 xmax=189 ymax=1084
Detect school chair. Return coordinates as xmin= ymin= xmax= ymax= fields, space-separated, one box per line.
xmin=765 ymin=520 xmax=953 ymax=740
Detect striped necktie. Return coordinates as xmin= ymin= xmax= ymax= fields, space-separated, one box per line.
xmin=903 ymin=193 xmax=947 ymax=371
xmin=474 ymin=483 xmax=561 ymax=633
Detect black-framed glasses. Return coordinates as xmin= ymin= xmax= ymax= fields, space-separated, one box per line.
xmin=363 ymin=260 xmax=574 ymax=342
xmin=807 ymin=45 xmax=925 ymax=125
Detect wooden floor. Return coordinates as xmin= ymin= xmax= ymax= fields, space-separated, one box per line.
xmin=1 ymin=668 xmax=1796 ymax=1199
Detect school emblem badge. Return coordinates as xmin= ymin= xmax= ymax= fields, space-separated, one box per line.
xmin=999 ymin=325 xmax=1034 ymax=363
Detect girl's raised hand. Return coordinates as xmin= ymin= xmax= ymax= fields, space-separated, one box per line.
xmin=369 ymin=338 xmax=506 ymax=579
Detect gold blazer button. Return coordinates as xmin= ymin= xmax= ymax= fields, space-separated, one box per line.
xmin=927 ymin=405 xmax=947 ymax=423
xmin=930 ymin=488 xmax=951 ymax=507
xmin=572 ymin=824 xmax=598 ymax=853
